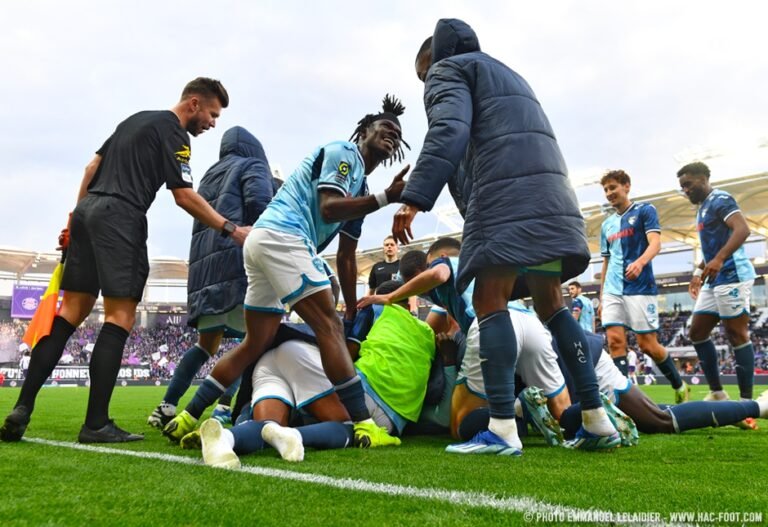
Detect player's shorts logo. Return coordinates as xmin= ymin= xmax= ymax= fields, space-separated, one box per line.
xmin=646 ymin=304 xmax=656 ymax=315
xmin=729 ymin=288 xmax=738 ymax=298
xmin=312 ymin=257 xmax=325 ymax=274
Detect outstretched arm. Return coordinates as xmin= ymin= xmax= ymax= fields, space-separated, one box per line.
xmin=357 ymin=263 xmax=450 ymax=309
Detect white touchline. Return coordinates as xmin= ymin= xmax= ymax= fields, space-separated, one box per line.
xmin=25 ymin=437 xmax=685 ymax=526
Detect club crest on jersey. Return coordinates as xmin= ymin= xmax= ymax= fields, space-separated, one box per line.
xmin=628 ymin=215 xmax=637 ymax=226
xmin=312 ymin=257 xmax=325 ymax=274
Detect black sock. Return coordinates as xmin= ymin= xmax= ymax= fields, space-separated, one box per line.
xmin=613 ymin=355 xmax=629 ymax=376
xmin=85 ymin=323 xmax=129 ymax=430
xmin=16 ymin=316 xmax=76 ymax=412
xmin=231 ymin=361 xmax=256 ymax=424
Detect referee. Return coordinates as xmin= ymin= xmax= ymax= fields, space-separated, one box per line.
xmin=1 ymin=77 xmax=250 ymax=444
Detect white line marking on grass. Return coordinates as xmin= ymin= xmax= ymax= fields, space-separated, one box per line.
xmin=25 ymin=438 xmax=687 ymax=526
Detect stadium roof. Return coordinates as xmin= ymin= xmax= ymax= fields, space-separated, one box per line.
xmin=0 ymin=248 xmax=188 ymax=284
xmin=329 ymin=171 xmax=768 ymax=280
xmin=1 ymin=172 xmax=766 ymax=284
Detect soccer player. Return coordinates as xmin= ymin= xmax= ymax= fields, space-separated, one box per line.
xmin=626 ymin=348 xmax=638 ymax=385
xmin=163 ymin=96 xmax=411 ymax=447
xmin=568 ymin=281 xmax=595 ymax=332
xmin=359 ymin=239 xmax=576 ymax=452
xmin=598 ymin=169 xmax=689 ymax=403
xmin=1 ymin=78 xmax=249 ymax=444
xmin=147 ymin=126 xmax=276 ymax=429
xmin=393 ymin=19 xmax=618 ymax=452
xmin=557 ymin=345 xmax=768 ymax=442
xmin=677 ymin=162 xmax=757 ymax=406
xmin=195 ymin=280 xmax=435 ymax=467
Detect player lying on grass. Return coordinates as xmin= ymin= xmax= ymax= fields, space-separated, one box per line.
xmin=359 ymin=240 xmax=627 ymax=453
xmin=553 ymin=341 xmax=768 ymax=444
xmin=188 ymin=280 xmax=437 ymax=466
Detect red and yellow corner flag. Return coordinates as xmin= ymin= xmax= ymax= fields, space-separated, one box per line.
xmin=23 ymin=261 xmax=65 ymax=348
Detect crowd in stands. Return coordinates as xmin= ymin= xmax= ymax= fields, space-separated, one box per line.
xmin=2 ymin=306 xmax=767 ymax=380
xmin=0 ymin=320 xmax=239 ymax=380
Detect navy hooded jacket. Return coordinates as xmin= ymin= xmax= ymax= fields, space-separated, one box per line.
xmin=401 ymin=19 xmax=590 ymax=296
xmin=187 ymin=126 xmax=274 ymax=333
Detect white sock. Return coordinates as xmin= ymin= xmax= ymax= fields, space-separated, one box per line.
xmin=581 ymin=408 xmax=616 ymax=436
xmin=488 ymin=417 xmax=522 ymax=448
xmin=514 ymin=399 xmax=523 ymax=419
xmin=757 ymin=398 xmax=768 ymax=419
xmin=222 ymin=428 xmax=235 ymax=450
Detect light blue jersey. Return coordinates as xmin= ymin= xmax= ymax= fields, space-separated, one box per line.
xmin=697 ymin=189 xmax=756 ymax=288
xmin=428 ymin=256 xmax=476 ymax=334
xmin=256 ymin=141 xmax=367 ymax=252
xmin=600 ymin=202 xmax=660 ymax=296
xmin=571 ymin=294 xmax=594 ymax=332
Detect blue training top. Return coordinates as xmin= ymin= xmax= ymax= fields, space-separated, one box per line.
xmin=600 ymin=202 xmax=660 ymax=295
xmin=427 ymin=256 xmax=476 ymax=334
xmin=696 ymin=189 xmax=755 ymax=288
xmin=571 ymin=294 xmax=594 ymax=332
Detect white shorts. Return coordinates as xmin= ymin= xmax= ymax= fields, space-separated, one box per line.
xmin=594 ymin=351 xmax=632 ymax=402
xmin=459 ymin=309 xmax=566 ymax=398
xmin=197 ymin=305 xmax=245 ymax=337
xmin=601 ymin=293 xmax=659 ymax=333
xmin=244 ymin=228 xmax=330 ymax=313
xmin=693 ymin=280 xmax=753 ymax=319
xmin=251 ymin=340 xmax=334 ymax=409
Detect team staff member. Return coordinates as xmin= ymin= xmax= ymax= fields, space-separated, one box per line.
xmin=394 ymin=19 xmax=618 ymax=452
xmin=148 ymin=126 xmax=275 ymax=429
xmin=1 ymin=77 xmax=249 ymax=444
xmin=367 ymin=236 xmax=401 ymax=294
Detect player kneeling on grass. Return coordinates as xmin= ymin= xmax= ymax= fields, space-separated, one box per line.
xmin=162 ymin=96 xmax=411 ymax=449
xmin=360 ymin=243 xmax=622 ymax=454
xmin=191 ymin=280 xmax=437 ymax=466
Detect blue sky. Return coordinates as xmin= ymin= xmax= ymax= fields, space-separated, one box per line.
xmin=1 ymin=0 xmax=766 ymax=264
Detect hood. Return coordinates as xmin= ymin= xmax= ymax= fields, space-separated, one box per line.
xmin=219 ymin=126 xmax=266 ymax=159
xmin=432 ymin=18 xmax=480 ymax=64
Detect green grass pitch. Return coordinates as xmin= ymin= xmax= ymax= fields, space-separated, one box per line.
xmin=1 ymin=385 xmax=767 ymax=526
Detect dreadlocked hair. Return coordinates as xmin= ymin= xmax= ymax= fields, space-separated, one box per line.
xmin=350 ymin=94 xmax=410 ymax=165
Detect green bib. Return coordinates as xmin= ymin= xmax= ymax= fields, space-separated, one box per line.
xmin=356 ymin=304 xmax=435 ymax=422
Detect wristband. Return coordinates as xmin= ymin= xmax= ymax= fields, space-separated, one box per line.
xmin=374 ymin=191 xmax=388 ymax=209
xmin=693 ymin=268 xmax=703 ymax=278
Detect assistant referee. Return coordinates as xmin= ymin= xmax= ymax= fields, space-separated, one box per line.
xmin=1 ymin=77 xmax=250 ymax=444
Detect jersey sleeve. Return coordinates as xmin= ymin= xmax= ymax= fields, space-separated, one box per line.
xmin=641 ymin=204 xmax=661 ymax=234
xmin=316 ymin=144 xmax=358 ymax=196
xmin=714 ymin=192 xmax=741 ymax=222
xmin=600 ymin=224 xmax=609 ymax=257
xmin=96 ymin=135 xmax=113 ymax=156
xmin=161 ymin=125 xmax=194 ymax=189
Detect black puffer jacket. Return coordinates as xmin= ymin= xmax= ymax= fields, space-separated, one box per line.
xmin=187 ymin=127 xmax=274 ymax=332
xmin=401 ymin=19 xmax=589 ymax=296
